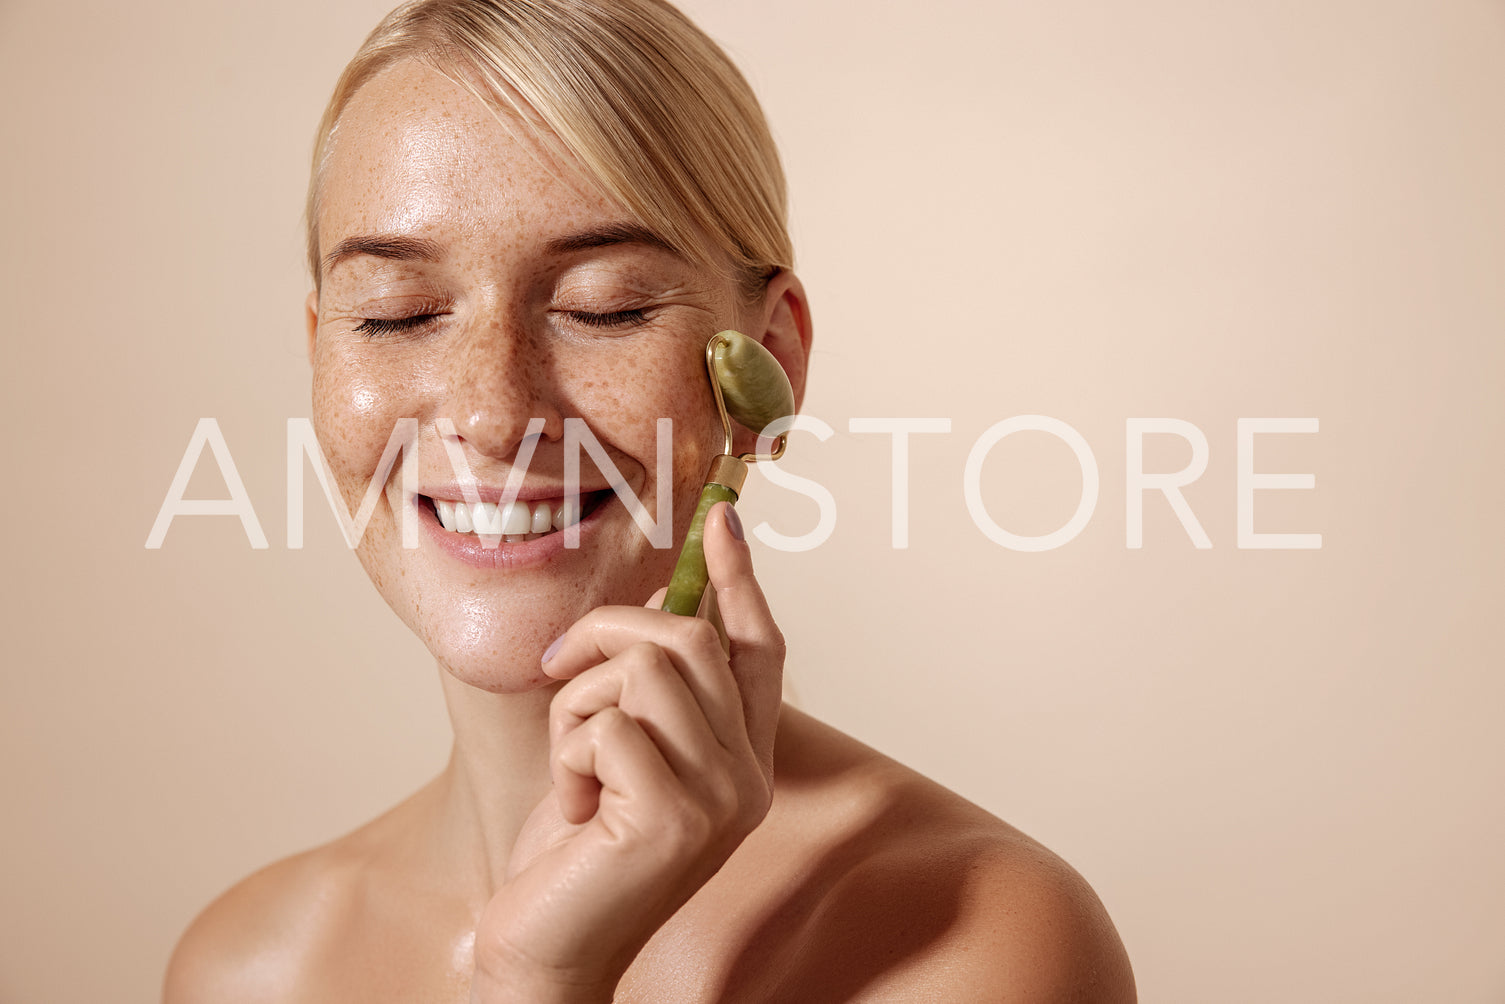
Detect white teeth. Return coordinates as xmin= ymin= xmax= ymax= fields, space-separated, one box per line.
xmin=500 ymin=500 xmax=531 ymax=535
xmin=531 ymin=502 xmax=552 ymax=534
xmin=471 ymin=501 xmax=498 ymax=534
xmin=431 ymin=496 xmax=587 ymax=538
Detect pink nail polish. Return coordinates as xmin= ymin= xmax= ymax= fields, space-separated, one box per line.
xmin=541 ymin=633 xmax=565 ymax=663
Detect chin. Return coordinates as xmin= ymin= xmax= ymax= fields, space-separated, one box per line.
xmin=410 ymin=591 xmax=575 ymax=694
xmin=408 ymin=564 xmax=672 ymax=695
xmin=437 ymin=651 xmax=558 ymax=695
xmin=350 ymin=499 xmax=687 ymax=693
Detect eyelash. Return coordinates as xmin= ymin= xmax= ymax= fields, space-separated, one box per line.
xmin=352 ymin=314 xmax=438 ymax=337
xmin=567 ymin=309 xmax=648 ymax=330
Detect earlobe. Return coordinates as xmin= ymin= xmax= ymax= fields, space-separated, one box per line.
xmin=304 ymin=290 xmax=319 ymax=366
xmin=756 ymin=271 xmax=813 ymax=412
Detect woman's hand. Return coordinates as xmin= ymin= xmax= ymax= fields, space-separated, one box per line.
xmin=468 ymin=503 xmax=784 ymax=1003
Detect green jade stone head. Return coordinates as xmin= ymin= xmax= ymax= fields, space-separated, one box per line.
xmin=710 ymin=329 xmax=795 ymax=445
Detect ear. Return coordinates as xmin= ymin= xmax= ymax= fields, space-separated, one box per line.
xmin=751 ymin=270 xmax=813 ymax=411
xmin=304 ymin=289 xmax=319 ymax=366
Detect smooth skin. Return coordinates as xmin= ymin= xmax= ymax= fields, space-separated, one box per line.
xmin=164 ymin=59 xmax=1135 ymax=1003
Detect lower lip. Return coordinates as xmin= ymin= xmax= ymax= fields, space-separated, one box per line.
xmin=415 ymin=495 xmax=608 ymax=570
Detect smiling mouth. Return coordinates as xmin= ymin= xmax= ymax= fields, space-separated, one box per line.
xmin=420 ymin=490 xmax=612 ymax=541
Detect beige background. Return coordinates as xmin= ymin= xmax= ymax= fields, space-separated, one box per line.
xmin=3 ymin=1 xmax=1503 ymax=1001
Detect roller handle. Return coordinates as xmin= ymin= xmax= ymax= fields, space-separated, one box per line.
xmin=661 ymin=481 xmax=740 ymax=616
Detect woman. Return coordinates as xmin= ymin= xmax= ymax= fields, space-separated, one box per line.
xmin=166 ymin=1 xmax=1134 ymax=999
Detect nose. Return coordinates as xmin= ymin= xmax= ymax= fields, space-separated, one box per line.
xmin=440 ymin=313 xmax=565 ymax=460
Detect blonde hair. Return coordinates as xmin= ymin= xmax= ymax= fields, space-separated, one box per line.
xmin=306 ymin=0 xmax=791 ymax=296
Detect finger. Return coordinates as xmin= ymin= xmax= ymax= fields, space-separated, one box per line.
xmin=552 ymin=705 xmax=679 ymax=827
xmin=542 ymin=608 xmax=749 ymax=754
xmin=696 ymin=583 xmax=730 ymax=655
xmin=702 ymin=502 xmax=785 ymax=762
xmin=551 ymin=642 xmax=726 ymax=785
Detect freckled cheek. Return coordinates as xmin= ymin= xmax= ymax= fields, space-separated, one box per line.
xmin=311 ymin=355 xmax=414 ymax=500
xmin=564 ymin=349 xmax=723 ymax=504
xmin=654 ymin=380 xmax=727 ymax=504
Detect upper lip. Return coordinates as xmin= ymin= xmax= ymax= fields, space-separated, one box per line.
xmin=418 ymin=482 xmax=615 ymax=504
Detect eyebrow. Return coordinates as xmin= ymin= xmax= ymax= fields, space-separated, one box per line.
xmin=320 ymin=234 xmax=444 ymax=276
xmin=319 ymin=222 xmax=683 ymax=278
xmin=544 ymin=223 xmax=683 ymax=259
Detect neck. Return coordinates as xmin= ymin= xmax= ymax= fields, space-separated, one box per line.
xmin=432 ymin=663 xmax=559 ymax=899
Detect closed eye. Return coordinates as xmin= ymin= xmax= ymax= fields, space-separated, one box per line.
xmin=566 ymin=309 xmax=648 ymax=330
xmin=353 ymin=314 xmax=440 ymax=337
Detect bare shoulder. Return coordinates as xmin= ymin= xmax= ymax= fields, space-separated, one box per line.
xmin=162 ymin=825 xmax=378 ymax=1003
xmin=881 ymin=826 xmax=1139 ymax=1002
xmin=760 ymin=707 xmax=1136 ymax=1002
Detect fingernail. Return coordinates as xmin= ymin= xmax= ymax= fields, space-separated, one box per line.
xmin=724 ymin=504 xmax=744 ymax=542
xmin=541 ymin=633 xmax=565 ymax=664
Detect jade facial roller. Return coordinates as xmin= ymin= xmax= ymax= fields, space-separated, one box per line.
xmin=661 ymin=330 xmax=795 ymax=617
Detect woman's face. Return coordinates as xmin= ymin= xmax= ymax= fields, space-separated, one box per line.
xmin=309 ymin=60 xmax=758 ymax=692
